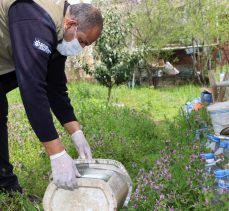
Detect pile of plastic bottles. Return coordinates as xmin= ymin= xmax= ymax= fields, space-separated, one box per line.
xmin=183 ymin=98 xmax=202 ymax=114
xmin=183 ymin=92 xmax=213 ymax=116
xmin=200 ymin=134 xmax=229 ymax=194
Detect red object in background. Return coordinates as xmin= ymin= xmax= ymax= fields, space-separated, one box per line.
xmin=192 ymin=102 xmax=205 ymax=111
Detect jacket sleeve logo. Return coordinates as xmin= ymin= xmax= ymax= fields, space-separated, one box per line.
xmin=33 ymin=38 xmax=52 ymax=55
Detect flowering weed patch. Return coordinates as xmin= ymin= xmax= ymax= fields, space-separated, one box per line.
xmin=1 ymin=83 xmax=225 ymax=210
xmin=129 ymin=110 xmax=228 ymax=210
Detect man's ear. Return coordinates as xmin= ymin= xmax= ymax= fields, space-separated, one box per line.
xmin=64 ymin=18 xmax=79 ymax=30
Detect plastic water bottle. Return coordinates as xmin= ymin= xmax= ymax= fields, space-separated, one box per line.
xmin=184 ymin=102 xmax=193 ymax=114
xmin=184 ymin=98 xmax=201 ymax=115
xmin=214 ymin=170 xmax=229 ymax=194
xmin=220 ymin=72 xmax=225 ymax=82
xmin=214 ymin=141 xmax=229 ymax=156
xmin=206 ymin=135 xmax=220 ymax=152
xmin=200 ymin=153 xmax=221 ymax=173
xmin=195 ymin=126 xmax=208 ymax=141
xmin=195 ymin=130 xmax=201 ymax=141
xmin=200 ymin=153 xmax=215 ymax=161
xmin=214 ymin=141 xmax=229 ymax=169
xmin=193 ymin=97 xmax=201 ymax=104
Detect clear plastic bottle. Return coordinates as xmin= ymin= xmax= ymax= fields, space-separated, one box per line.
xmin=200 ymin=153 xmax=222 ymax=173
xmin=214 ymin=141 xmax=229 ymax=156
xmin=195 ymin=126 xmax=208 ymax=141
xmin=200 ymin=153 xmax=215 ymax=160
xmin=206 ymin=135 xmax=220 ymax=152
xmin=214 ymin=141 xmax=229 ymax=169
xmin=214 ymin=170 xmax=229 ymax=194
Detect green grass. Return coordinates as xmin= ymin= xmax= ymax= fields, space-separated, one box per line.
xmin=1 ymin=82 xmax=219 ymax=210
xmin=68 ymin=82 xmax=201 ymax=120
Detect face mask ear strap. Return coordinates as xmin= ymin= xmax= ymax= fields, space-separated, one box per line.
xmin=74 ymin=29 xmax=77 ymax=37
xmin=75 ymin=26 xmax=82 ymax=38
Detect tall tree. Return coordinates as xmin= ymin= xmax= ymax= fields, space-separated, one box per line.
xmin=124 ymin=0 xmax=229 ymax=83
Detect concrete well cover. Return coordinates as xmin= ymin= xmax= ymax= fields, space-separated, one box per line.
xmin=43 ymin=159 xmax=132 ymax=211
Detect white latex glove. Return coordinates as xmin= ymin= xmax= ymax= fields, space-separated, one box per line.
xmin=71 ymin=130 xmax=92 ymax=159
xmin=50 ymin=150 xmax=80 ymax=190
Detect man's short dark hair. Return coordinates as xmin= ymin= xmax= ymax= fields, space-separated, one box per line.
xmin=69 ymin=3 xmax=103 ymax=32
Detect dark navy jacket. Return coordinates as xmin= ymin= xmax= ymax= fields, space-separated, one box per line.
xmin=7 ymin=1 xmax=77 ymax=142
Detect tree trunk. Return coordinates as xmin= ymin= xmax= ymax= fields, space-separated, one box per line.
xmin=132 ymin=71 xmax=135 ymax=88
xmin=107 ymin=86 xmax=112 ymax=103
xmin=152 ymin=75 xmax=159 ymax=88
xmin=191 ymin=38 xmax=203 ymax=85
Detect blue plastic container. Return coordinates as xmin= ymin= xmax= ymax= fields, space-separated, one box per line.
xmin=214 ymin=170 xmax=229 ymax=193
xmin=207 ymin=134 xmax=221 ymax=143
xmin=214 ymin=140 xmax=229 ymax=155
xmin=220 ymin=141 xmax=228 ymax=148
xmin=214 ymin=170 xmax=229 ymax=179
xmin=218 ymin=182 xmax=229 ymax=192
xmin=201 ymin=92 xmax=213 ymax=105
xmin=206 ymin=134 xmax=221 ymax=151
xmin=200 ymin=153 xmax=215 ymax=160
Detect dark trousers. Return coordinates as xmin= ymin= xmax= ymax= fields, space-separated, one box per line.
xmin=0 ymin=71 xmax=19 ymax=187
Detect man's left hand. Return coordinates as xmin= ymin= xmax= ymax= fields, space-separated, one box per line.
xmin=71 ymin=130 xmax=92 ymax=159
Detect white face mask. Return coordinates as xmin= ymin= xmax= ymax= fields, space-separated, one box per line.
xmin=57 ymin=38 xmax=83 ymax=56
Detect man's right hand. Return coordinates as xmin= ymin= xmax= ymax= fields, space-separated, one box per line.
xmin=50 ymin=150 xmax=80 ymax=190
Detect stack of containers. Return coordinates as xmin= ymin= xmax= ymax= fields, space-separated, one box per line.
xmin=200 ymin=153 xmax=220 ymax=174
xmin=202 ymin=102 xmax=229 ymax=194
xmin=201 ymin=134 xmax=229 ymax=194
xmin=214 ymin=170 xmax=229 ymax=194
